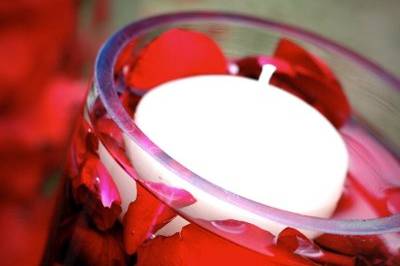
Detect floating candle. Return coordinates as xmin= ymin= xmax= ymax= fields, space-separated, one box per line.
xmin=120 ymin=65 xmax=349 ymax=236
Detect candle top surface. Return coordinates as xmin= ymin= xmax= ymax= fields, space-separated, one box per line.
xmin=134 ymin=74 xmax=349 ymax=216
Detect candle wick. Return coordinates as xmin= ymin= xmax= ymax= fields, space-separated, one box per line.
xmin=258 ymin=64 xmax=277 ymax=86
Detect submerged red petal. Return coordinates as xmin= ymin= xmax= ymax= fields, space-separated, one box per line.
xmin=114 ymin=38 xmax=139 ymax=76
xmin=277 ymin=228 xmax=318 ymax=254
xmin=269 ymin=74 xmax=308 ymax=100
xmin=123 ymin=184 xmax=176 ymax=254
xmin=312 ymin=123 xmax=400 ymax=264
xmin=274 ymin=38 xmax=336 ymax=79
xmin=72 ymin=154 xmax=122 ymax=231
xmin=259 ymin=56 xmax=297 ymax=77
xmin=144 ymin=181 xmax=196 ymax=208
xmin=235 ymin=56 xmax=296 ymax=80
xmin=315 ymin=234 xmax=394 ymax=263
xmin=272 ymin=38 xmax=351 ymax=127
xmin=286 ymin=72 xmax=350 ymax=128
xmin=137 ymin=223 xmax=315 ymax=266
xmin=277 ymin=228 xmax=354 ymax=266
xmin=235 ymin=56 xmax=264 ymax=79
xmin=235 ymin=56 xmax=307 ymax=101
xmin=120 ymin=90 xmax=141 ymax=117
xmin=339 ymin=123 xmax=400 ymax=218
xmin=235 ymin=39 xmax=351 ymax=128
xmin=126 ymin=28 xmax=227 ymax=90
xmin=70 ymin=118 xmax=98 ymax=174
xmin=95 ymin=117 xmax=125 ymax=149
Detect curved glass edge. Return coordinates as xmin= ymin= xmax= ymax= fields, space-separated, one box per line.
xmin=93 ymin=11 xmax=400 ymax=235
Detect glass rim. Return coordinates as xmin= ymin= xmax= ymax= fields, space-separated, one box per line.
xmin=94 ymin=11 xmax=400 ymax=235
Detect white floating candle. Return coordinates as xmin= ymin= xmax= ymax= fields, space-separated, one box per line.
xmin=116 ymin=66 xmax=348 ymax=237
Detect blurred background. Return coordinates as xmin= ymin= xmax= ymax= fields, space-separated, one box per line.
xmin=0 ymin=1 xmax=399 ymax=265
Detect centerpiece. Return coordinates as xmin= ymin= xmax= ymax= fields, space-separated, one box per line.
xmin=43 ymin=12 xmax=400 ymax=266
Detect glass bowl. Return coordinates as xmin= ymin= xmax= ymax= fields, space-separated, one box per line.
xmin=43 ymin=11 xmax=400 ymax=266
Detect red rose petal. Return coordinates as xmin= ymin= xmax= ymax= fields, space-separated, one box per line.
xmin=126 ymin=28 xmax=227 ymax=90
xmin=277 ymin=228 xmax=319 ymax=254
xmin=95 ymin=117 xmax=125 ymax=149
xmin=56 ymin=215 xmax=127 ymax=266
xmin=235 ymin=52 xmax=350 ymax=127
xmin=385 ymin=187 xmax=400 ymax=213
xmin=114 ymin=38 xmax=140 ymax=76
xmin=70 ymin=118 xmax=98 ymax=174
xmin=120 ymin=89 xmax=141 ymax=117
xmin=144 ymin=181 xmax=196 ymax=208
xmin=288 ymin=72 xmax=350 ymax=127
xmin=72 ymin=154 xmax=122 ymax=231
xmin=235 ymin=56 xmax=296 ymax=80
xmin=311 ymin=123 xmax=400 ymax=264
xmin=93 ymin=115 xmax=139 ymax=181
xmin=315 ymin=234 xmax=392 ymax=263
xmin=270 ymin=74 xmax=308 ymax=100
xmin=340 ymin=123 xmax=400 ymax=217
xmin=259 ymin=56 xmax=297 ymax=78
xmin=277 ymin=228 xmax=354 ymax=266
xmin=272 ymin=39 xmax=351 ymax=127
xmin=137 ymin=223 xmax=314 ymax=266
xmin=123 ymin=184 xmax=176 ymax=254
xmin=235 ymin=40 xmax=351 ymax=128
xmin=235 ymin=56 xmax=264 ymax=79
xmin=274 ymin=38 xmax=336 ymax=80
xmin=235 ymin=56 xmax=307 ymax=101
